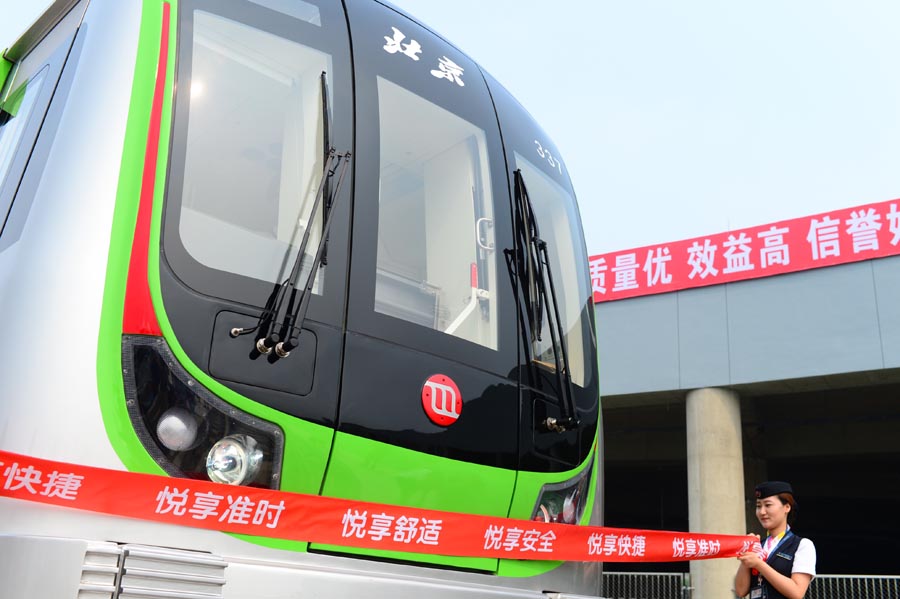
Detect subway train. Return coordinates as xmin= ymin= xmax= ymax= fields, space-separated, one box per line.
xmin=0 ymin=0 xmax=600 ymax=596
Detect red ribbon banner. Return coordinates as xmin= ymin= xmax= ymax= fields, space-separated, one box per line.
xmin=590 ymin=197 xmax=900 ymax=303
xmin=0 ymin=449 xmax=757 ymax=562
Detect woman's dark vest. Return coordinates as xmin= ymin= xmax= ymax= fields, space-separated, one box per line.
xmin=751 ymin=534 xmax=804 ymax=599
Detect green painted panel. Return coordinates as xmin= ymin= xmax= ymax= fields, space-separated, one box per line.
xmin=312 ymin=431 xmax=518 ymax=570
xmin=0 ymin=55 xmax=12 ymax=99
xmin=0 ymin=72 xmax=30 ymax=117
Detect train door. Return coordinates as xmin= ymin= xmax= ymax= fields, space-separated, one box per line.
xmin=157 ymin=0 xmax=353 ymax=494
xmin=315 ymin=0 xmax=520 ymax=570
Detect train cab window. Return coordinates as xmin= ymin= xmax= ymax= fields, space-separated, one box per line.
xmin=174 ymin=9 xmax=331 ymax=293
xmin=375 ymin=77 xmax=498 ymax=350
xmin=0 ymin=68 xmax=48 ymax=197
xmin=516 ymin=153 xmax=591 ymax=387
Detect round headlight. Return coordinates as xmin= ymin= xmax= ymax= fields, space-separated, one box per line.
xmin=157 ymin=407 xmax=199 ymax=451
xmin=206 ymin=434 xmax=263 ymax=485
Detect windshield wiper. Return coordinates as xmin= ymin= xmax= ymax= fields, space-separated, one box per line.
xmin=513 ymin=169 xmax=579 ymax=433
xmin=320 ymin=71 xmax=332 ymax=266
xmin=231 ymin=149 xmax=350 ymax=359
xmin=512 ymin=170 xmax=543 ymax=342
xmin=274 ymin=150 xmax=350 ymax=356
xmin=231 ymin=70 xmax=351 ymax=359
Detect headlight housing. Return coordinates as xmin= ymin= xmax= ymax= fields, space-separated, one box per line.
xmin=123 ymin=335 xmax=283 ymax=488
xmin=206 ymin=434 xmax=264 ymax=485
xmin=531 ymin=458 xmax=593 ymax=524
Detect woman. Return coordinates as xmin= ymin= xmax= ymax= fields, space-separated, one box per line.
xmin=734 ymin=481 xmax=817 ymax=599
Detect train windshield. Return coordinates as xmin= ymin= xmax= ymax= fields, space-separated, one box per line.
xmin=375 ymin=77 xmax=498 ymax=350
xmin=176 ymin=10 xmax=331 ymax=292
xmin=516 ymin=153 xmax=591 ymax=387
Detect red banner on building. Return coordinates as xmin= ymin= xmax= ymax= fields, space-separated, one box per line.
xmin=0 ymin=449 xmax=759 ymax=562
xmin=591 ymin=198 xmax=900 ymax=303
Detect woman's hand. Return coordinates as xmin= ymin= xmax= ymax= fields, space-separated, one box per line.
xmin=736 ymin=534 xmax=762 ymax=569
xmin=733 ymin=534 xmax=761 ymax=598
xmin=737 ymin=550 xmax=765 ymax=570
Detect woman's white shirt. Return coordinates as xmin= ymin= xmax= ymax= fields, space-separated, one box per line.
xmin=791 ymin=538 xmax=817 ymax=577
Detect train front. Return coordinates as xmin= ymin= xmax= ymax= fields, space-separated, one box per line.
xmin=0 ymin=0 xmax=600 ymax=596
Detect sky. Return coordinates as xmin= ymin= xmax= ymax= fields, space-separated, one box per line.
xmin=0 ymin=2 xmax=52 ymax=49
xmin=3 ymin=1 xmax=899 ymax=255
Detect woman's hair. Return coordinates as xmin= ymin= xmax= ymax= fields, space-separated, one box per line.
xmin=777 ymin=492 xmax=797 ymax=525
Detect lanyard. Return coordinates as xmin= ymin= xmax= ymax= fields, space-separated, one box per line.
xmin=764 ymin=527 xmax=793 ymax=562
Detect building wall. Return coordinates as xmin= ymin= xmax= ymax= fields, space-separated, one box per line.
xmin=596 ymin=254 xmax=900 ymax=579
xmin=596 ymin=256 xmax=900 ymax=396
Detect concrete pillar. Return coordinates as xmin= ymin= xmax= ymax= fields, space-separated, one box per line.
xmin=686 ymin=388 xmax=745 ymax=599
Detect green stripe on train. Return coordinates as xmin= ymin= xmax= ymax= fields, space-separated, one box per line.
xmin=0 ymin=54 xmax=12 ymax=98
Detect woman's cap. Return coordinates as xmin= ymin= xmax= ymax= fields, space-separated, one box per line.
xmin=755 ymin=481 xmax=793 ymax=499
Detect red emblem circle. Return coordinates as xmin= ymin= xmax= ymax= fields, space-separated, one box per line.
xmin=421 ymin=374 xmax=462 ymax=427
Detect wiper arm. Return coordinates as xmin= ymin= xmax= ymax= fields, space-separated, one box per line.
xmin=513 ymin=169 xmax=579 ymax=433
xmin=230 ymin=149 xmax=351 ymax=357
xmin=275 ymin=150 xmax=350 ymax=356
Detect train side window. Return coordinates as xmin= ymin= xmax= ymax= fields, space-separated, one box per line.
xmin=375 ymin=76 xmax=498 ymax=350
xmin=0 ymin=68 xmax=48 ymax=202
xmin=175 ymin=10 xmax=331 ymax=292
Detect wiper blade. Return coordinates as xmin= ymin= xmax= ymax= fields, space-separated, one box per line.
xmin=513 ymin=170 xmax=544 ymax=341
xmin=320 ymin=71 xmax=332 ymax=266
xmin=513 ymin=169 xmax=579 ymax=433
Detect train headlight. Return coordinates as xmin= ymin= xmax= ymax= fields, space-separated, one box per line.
xmin=532 ymin=458 xmax=593 ymax=525
xmin=123 ymin=335 xmax=283 ymax=489
xmin=206 ymin=434 xmax=263 ymax=485
xmin=157 ymin=407 xmax=199 ymax=451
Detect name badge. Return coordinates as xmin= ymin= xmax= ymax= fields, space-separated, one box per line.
xmin=775 ymin=552 xmax=794 ymax=561
xmin=751 ymin=588 xmax=766 ymax=599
